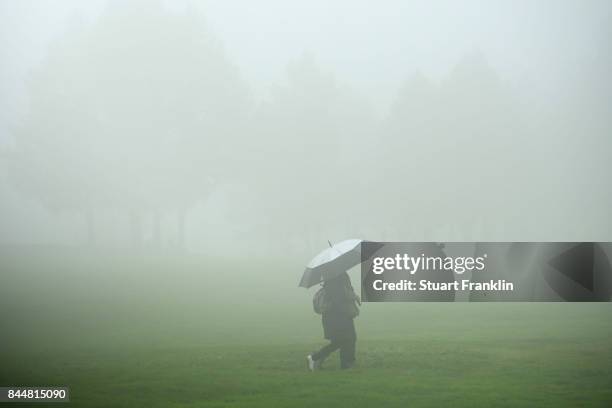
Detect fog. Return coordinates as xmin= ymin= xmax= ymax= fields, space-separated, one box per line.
xmin=0 ymin=0 xmax=611 ymax=258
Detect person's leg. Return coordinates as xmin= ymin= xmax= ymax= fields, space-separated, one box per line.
xmin=311 ymin=340 xmax=340 ymax=363
xmin=339 ymin=336 xmax=356 ymax=369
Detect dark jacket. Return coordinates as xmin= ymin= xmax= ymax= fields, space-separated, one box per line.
xmin=322 ymin=272 xmax=357 ymax=341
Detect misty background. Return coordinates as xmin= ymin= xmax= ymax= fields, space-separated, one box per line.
xmin=0 ymin=0 xmax=610 ymax=259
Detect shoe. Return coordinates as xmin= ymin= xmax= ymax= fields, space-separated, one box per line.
xmin=307 ymin=354 xmax=319 ymax=371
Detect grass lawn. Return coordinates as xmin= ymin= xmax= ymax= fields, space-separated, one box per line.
xmin=1 ymin=247 xmax=611 ymax=407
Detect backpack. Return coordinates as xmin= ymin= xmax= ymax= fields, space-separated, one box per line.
xmin=313 ymin=284 xmax=360 ymax=317
xmin=313 ymin=286 xmax=330 ymax=314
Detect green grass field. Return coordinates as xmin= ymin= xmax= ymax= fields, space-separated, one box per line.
xmin=1 ymin=247 xmax=611 ymax=407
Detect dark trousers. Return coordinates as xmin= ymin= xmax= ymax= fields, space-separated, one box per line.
xmin=312 ymin=336 xmax=356 ymax=369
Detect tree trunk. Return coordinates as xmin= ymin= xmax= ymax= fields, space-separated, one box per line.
xmin=86 ymin=208 xmax=95 ymax=246
xmin=178 ymin=210 xmax=186 ymax=251
xmin=130 ymin=210 xmax=143 ymax=249
xmin=153 ymin=210 xmax=161 ymax=249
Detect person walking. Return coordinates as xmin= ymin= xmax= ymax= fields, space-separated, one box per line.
xmin=307 ymin=271 xmax=360 ymax=370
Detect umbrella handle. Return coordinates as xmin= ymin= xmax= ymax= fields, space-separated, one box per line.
xmin=328 ymin=240 xmax=333 ymax=248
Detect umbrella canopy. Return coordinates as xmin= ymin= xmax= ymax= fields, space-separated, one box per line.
xmin=299 ymin=239 xmax=383 ymax=288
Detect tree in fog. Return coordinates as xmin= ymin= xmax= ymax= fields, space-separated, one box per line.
xmin=382 ymin=53 xmax=532 ymax=238
xmin=6 ymin=1 xmax=250 ymax=247
xmin=249 ymin=54 xmax=375 ymax=252
xmin=375 ymin=72 xmax=440 ymax=239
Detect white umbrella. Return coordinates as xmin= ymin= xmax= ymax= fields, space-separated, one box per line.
xmin=299 ymin=239 xmax=382 ymax=288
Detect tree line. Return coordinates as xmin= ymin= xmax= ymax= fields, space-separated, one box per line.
xmin=2 ymin=2 xmax=609 ymax=251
